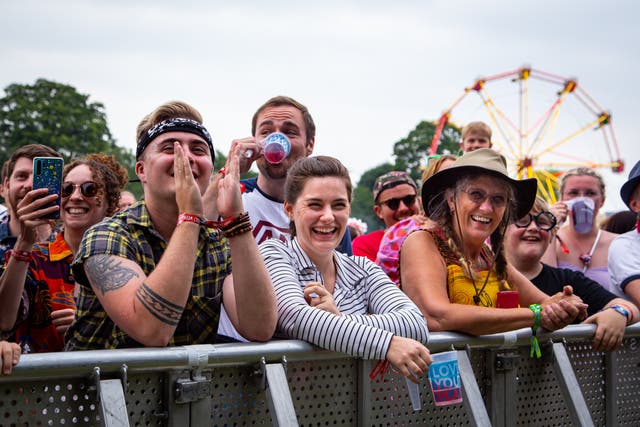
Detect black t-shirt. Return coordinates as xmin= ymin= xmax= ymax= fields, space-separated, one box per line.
xmin=531 ymin=263 xmax=616 ymax=318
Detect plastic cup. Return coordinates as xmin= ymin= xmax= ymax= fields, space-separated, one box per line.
xmin=569 ymin=197 xmax=595 ymax=234
xmin=404 ymin=376 xmax=422 ymax=411
xmin=428 ymin=351 xmax=462 ymax=406
xmin=261 ymin=132 xmax=291 ymax=164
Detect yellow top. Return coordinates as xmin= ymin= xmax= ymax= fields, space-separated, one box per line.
xmin=446 ymin=264 xmax=511 ymax=307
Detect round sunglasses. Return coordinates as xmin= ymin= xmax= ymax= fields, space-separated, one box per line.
xmin=514 ymin=211 xmax=557 ymax=231
xmin=61 ymin=181 xmax=99 ymax=198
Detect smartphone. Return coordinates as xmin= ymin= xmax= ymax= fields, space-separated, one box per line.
xmin=32 ymin=157 xmax=63 ymax=219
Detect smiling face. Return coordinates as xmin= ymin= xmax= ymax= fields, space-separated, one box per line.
xmin=460 ymin=131 xmax=492 ymax=152
xmin=374 ymin=184 xmax=420 ymax=228
xmin=5 ymin=157 xmax=34 ymax=214
xmin=449 ymin=175 xmax=510 ymax=246
xmin=135 ymin=131 xmax=213 ymax=202
xmin=254 ymin=105 xmax=315 ymax=180
xmin=284 ymin=176 xmax=350 ymax=261
xmin=505 ymin=207 xmax=553 ymax=265
xmin=61 ymin=164 xmax=109 ymax=233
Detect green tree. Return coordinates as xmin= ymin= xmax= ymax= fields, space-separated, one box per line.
xmin=0 ymin=78 xmax=135 ymax=182
xmin=349 ymin=162 xmax=394 ymax=232
xmin=392 ymin=120 xmax=461 ymax=183
xmin=350 ymin=120 xmax=462 ymax=232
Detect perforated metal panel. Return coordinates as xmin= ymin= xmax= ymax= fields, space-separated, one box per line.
xmin=515 ymin=346 xmax=572 ymax=426
xmin=566 ymin=342 xmax=606 ymax=425
xmin=209 ymin=358 xmax=358 ymax=426
xmin=288 ymin=359 xmax=358 ymax=426
xmin=613 ymin=337 xmax=640 ymax=425
xmin=367 ymin=350 xmax=487 ymax=426
xmin=125 ymin=372 xmax=167 ymax=426
xmin=0 ymin=377 xmax=100 ymax=426
xmin=210 ymin=365 xmax=271 ymax=425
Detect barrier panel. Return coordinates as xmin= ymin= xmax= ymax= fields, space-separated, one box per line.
xmin=1 ymin=324 xmax=639 ymax=426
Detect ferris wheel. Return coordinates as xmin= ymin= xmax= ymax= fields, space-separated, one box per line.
xmin=430 ymin=66 xmax=624 ymax=202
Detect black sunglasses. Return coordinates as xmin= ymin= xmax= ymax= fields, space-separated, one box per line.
xmin=379 ymin=194 xmax=416 ymax=210
xmin=514 ymin=211 xmax=557 ymax=231
xmin=61 ymin=181 xmax=99 ymax=198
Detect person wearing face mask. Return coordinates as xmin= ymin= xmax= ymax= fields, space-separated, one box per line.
xmin=542 ymin=168 xmax=622 ymax=297
xmin=0 ymin=154 xmax=127 ymax=353
xmin=260 ymin=155 xmax=431 ymax=384
xmin=400 ymin=149 xmax=588 ymax=340
xmin=505 ymin=196 xmax=638 ymax=352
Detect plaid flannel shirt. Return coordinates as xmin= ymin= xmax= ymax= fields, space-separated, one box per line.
xmin=65 ymin=201 xmax=230 ymax=350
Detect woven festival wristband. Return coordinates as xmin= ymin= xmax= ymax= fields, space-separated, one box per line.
xmin=6 ymin=249 xmax=33 ymax=263
xmin=529 ymin=304 xmax=542 ymax=358
xmin=177 ymin=213 xmax=204 ymax=227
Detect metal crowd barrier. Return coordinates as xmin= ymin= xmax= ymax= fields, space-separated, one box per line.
xmin=1 ymin=323 xmax=639 ymax=426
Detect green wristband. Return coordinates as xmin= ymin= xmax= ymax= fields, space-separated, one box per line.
xmin=529 ymin=304 xmax=542 ymax=358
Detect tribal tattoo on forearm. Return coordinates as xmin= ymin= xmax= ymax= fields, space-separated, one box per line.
xmin=135 ymin=283 xmax=183 ymax=326
xmin=86 ymin=255 xmax=139 ymax=295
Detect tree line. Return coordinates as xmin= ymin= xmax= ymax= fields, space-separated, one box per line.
xmin=0 ymin=79 xmax=460 ymax=229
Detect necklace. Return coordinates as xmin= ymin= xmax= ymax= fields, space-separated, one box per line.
xmin=460 ymin=247 xmax=493 ymax=306
xmin=574 ymin=229 xmax=601 ymax=273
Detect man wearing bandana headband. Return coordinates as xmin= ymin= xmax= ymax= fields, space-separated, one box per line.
xmin=65 ymin=101 xmax=277 ymax=350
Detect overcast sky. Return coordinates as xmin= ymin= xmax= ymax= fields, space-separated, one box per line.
xmin=2 ymin=0 xmax=638 ymax=212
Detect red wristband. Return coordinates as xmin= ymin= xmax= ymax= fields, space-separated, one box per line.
xmin=177 ymin=213 xmax=203 ymax=227
xmin=7 ymin=249 xmax=33 ymax=263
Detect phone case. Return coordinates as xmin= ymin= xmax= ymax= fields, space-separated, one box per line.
xmin=33 ymin=157 xmax=63 ymax=219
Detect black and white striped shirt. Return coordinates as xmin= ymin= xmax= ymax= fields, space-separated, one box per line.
xmin=259 ymin=238 xmax=429 ymax=360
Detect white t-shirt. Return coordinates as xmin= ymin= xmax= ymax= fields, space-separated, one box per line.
xmin=217 ymin=186 xmax=290 ymax=342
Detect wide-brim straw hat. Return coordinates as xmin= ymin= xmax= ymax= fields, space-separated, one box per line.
xmin=620 ymin=160 xmax=640 ymax=209
xmin=421 ymin=148 xmax=537 ymax=219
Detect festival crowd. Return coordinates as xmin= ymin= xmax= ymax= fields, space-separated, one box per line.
xmin=1 ymin=96 xmax=640 ymax=382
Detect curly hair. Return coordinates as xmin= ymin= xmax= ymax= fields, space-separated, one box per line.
xmin=63 ymin=154 xmax=127 ymax=216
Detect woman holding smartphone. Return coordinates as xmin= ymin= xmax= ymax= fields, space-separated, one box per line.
xmin=0 ymin=154 xmax=127 ymax=353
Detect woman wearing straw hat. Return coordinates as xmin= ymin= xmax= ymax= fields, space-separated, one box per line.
xmin=400 ymin=149 xmax=588 ymax=337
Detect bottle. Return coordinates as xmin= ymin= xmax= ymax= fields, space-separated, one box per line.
xmin=261 ymin=132 xmax=291 ymax=164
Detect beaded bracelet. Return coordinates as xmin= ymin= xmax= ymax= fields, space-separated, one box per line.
xmin=221 ymin=212 xmax=253 ymax=238
xmin=529 ymin=304 xmax=542 ymax=358
xmin=177 ymin=212 xmax=251 ymax=229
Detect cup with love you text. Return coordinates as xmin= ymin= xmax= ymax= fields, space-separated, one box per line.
xmin=428 ymin=351 xmax=463 ymax=406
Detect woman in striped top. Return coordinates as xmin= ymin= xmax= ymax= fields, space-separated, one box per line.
xmin=259 ymin=156 xmax=431 ymax=381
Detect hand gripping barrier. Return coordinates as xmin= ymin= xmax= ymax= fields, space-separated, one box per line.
xmin=1 ymin=324 xmax=639 ymax=426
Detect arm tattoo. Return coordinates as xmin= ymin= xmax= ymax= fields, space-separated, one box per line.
xmin=86 ymin=254 xmax=139 ymax=295
xmin=135 ymin=283 xmax=184 ymax=326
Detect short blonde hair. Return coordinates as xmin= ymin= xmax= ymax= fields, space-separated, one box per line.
xmin=461 ymin=121 xmax=492 ymax=140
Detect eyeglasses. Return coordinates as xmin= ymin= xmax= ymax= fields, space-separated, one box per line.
xmin=61 ymin=181 xmax=99 ymax=198
xmin=378 ymin=194 xmax=417 ymax=210
xmin=514 ymin=211 xmax=557 ymax=231
xmin=460 ymin=188 xmax=508 ymax=208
